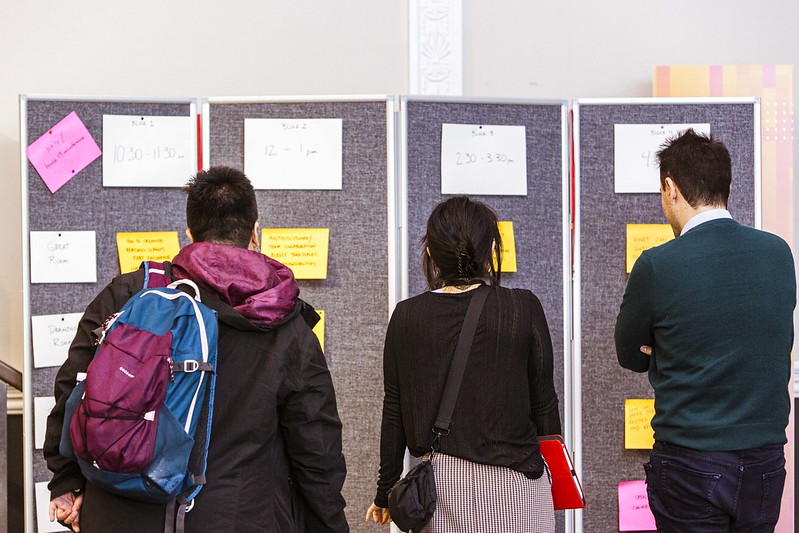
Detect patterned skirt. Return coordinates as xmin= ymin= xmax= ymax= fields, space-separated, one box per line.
xmin=419 ymin=452 xmax=555 ymax=533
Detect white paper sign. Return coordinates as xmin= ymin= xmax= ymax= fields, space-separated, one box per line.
xmin=244 ymin=118 xmax=343 ymax=190
xmin=30 ymin=231 xmax=97 ymax=284
xmin=102 ymin=115 xmax=196 ymax=187
xmin=34 ymin=396 xmax=56 ymax=449
xmin=32 ymin=313 xmax=82 ymax=368
xmin=614 ymin=123 xmax=711 ymax=193
xmin=440 ymin=124 xmax=528 ymax=196
xmin=35 ymin=481 xmax=69 ymax=532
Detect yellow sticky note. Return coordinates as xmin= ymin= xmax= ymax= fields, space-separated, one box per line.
xmin=496 ymin=221 xmax=517 ymax=273
xmin=261 ymin=228 xmax=330 ymax=279
xmin=116 ymin=231 xmax=181 ymax=274
xmin=626 ymin=224 xmax=674 ymax=273
xmin=313 ymin=309 xmax=325 ymax=352
xmin=625 ymin=398 xmax=655 ymax=449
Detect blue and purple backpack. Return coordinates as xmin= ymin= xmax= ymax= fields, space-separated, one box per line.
xmin=60 ymin=261 xmax=218 ymax=516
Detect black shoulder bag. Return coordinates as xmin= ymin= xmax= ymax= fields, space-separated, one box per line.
xmin=388 ymin=285 xmax=490 ymax=533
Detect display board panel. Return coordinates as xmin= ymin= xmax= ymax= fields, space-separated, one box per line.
xmin=205 ymin=96 xmax=396 ymax=533
xmin=575 ymin=97 xmax=759 ymax=533
xmin=21 ymin=95 xmax=198 ymax=532
xmin=402 ymin=96 xmax=572 ymax=531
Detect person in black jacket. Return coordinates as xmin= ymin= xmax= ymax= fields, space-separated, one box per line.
xmin=44 ymin=166 xmax=349 ymax=532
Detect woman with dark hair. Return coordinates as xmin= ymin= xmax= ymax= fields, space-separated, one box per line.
xmin=366 ymin=195 xmax=561 ymax=532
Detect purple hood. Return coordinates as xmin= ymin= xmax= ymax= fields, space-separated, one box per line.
xmin=171 ymin=242 xmax=299 ymax=327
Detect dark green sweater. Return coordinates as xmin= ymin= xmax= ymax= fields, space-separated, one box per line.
xmin=615 ymin=218 xmax=795 ymax=450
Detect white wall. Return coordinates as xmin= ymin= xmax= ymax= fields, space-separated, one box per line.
xmin=1 ymin=0 xmax=797 ymax=366
xmin=0 ymin=0 xmax=409 ymax=370
xmin=464 ymin=1 xmax=799 ymax=101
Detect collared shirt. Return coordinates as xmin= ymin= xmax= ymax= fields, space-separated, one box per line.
xmin=681 ymin=208 xmax=732 ymax=235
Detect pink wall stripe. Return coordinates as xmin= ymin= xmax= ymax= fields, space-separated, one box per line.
xmin=763 ymin=65 xmax=777 ymax=88
xmin=709 ymin=65 xmax=723 ymax=96
xmin=654 ymin=66 xmax=670 ymax=95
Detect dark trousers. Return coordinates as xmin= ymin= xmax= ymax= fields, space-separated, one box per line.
xmin=644 ymin=441 xmax=786 ymax=532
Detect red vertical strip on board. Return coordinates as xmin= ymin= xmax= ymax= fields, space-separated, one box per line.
xmin=570 ymin=108 xmax=576 ymax=267
xmin=196 ymin=114 xmax=203 ymax=171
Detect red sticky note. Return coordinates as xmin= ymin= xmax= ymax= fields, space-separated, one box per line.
xmin=26 ymin=111 xmax=102 ymax=193
xmin=618 ymin=480 xmax=656 ymax=531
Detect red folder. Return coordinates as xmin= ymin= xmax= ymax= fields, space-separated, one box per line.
xmin=538 ymin=435 xmax=586 ymax=510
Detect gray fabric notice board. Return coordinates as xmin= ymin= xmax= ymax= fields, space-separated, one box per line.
xmin=575 ymin=99 xmax=757 ymax=532
xmin=402 ymin=97 xmax=572 ymax=531
xmin=23 ymin=96 xmax=394 ymax=533
xmin=22 ymin=96 xmax=198 ymax=532
xmin=205 ymin=97 xmax=394 ymax=533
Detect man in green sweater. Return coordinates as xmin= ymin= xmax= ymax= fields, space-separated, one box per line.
xmin=615 ymin=129 xmax=795 ymax=532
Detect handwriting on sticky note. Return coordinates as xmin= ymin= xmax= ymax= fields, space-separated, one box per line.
xmin=102 ymin=115 xmax=196 ymax=187
xmin=29 ymin=231 xmax=97 ymax=283
xmin=261 ymin=228 xmax=330 ymax=279
xmin=26 ymin=111 xmax=102 ymax=194
xmin=614 ymin=123 xmax=710 ymax=194
xmin=626 ymin=224 xmax=674 ymax=273
xmin=625 ymin=398 xmax=655 ymax=449
xmin=496 ymin=221 xmax=517 ymax=272
xmin=618 ymin=480 xmax=656 ymax=531
xmin=32 ymin=313 xmax=83 ymax=368
xmin=244 ymin=118 xmax=343 ymax=190
xmin=116 ymin=232 xmax=181 ymax=274
xmin=440 ymin=123 xmax=527 ymax=196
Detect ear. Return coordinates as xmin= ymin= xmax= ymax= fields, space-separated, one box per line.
xmin=249 ymin=221 xmax=260 ymax=251
xmin=664 ymin=177 xmax=679 ymax=202
xmin=186 ymin=229 xmax=194 ymax=244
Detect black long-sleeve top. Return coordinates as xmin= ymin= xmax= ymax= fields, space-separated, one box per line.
xmin=374 ymin=285 xmax=561 ymax=507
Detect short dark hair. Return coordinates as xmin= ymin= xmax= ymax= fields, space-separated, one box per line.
xmin=656 ymin=129 xmax=731 ymax=208
xmin=422 ymin=195 xmax=502 ymax=290
xmin=183 ymin=166 xmax=258 ymax=248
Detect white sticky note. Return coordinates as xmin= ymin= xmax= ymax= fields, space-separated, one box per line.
xmin=35 ymin=481 xmax=69 ymax=532
xmin=32 ymin=313 xmax=82 ymax=368
xmin=614 ymin=123 xmax=711 ymax=193
xmin=244 ymin=118 xmax=343 ymax=190
xmin=102 ymin=115 xmax=196 ymax=187
xmin=34 ymin=396 xmax=57 ymax=449
xmin=29 ymin=231 xmax=97 ymax=284
xmin=440 ymin=123 xmax=527 ymax=196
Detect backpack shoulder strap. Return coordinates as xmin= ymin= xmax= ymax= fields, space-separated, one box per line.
xmin=142 ymin=261 xmax=173 ymax=288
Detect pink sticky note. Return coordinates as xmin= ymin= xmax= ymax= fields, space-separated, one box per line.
xmin=26 ymin=111 xmax=102 ymax=193
xmin=618 ymin=480 xmax=656 ymax=531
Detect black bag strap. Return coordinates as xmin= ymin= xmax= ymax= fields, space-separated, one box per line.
xmin=432 ymin=285 xmax=490 ymax=445
xmin=165 ymin=499 xmax=193 ymax=533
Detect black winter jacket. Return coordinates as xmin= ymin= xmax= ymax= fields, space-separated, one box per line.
xmin=44 ymin=247 xmax=349 ymax=532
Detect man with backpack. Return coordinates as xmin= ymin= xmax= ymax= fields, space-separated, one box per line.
xmin=44 ymin=166 xmax=350 ymax=532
